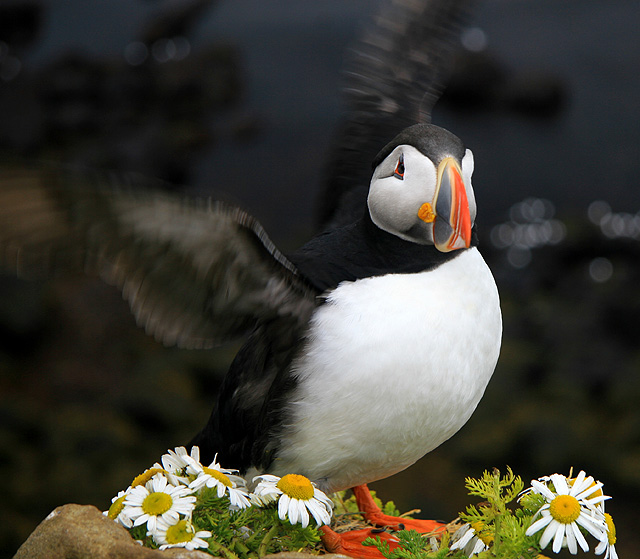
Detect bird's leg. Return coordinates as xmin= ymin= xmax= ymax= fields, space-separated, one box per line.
xmin=353 ymin=484 xmax=446 ymax=533
xmin=320 ymin=485 xmax=446 ymax=559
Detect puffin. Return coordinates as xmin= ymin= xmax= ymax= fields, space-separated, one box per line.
xmin=0 ymin=0 xmax=501 ymax=555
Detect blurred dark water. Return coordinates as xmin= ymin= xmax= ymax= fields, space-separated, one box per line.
xmin=1 ymin=0 xmax=639 ymax=557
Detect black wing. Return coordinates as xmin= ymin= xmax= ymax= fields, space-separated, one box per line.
xmin=318 ymin=0 xmax=472 ymax=228
xmin=0 ymin=165 xmax=317 ymax=349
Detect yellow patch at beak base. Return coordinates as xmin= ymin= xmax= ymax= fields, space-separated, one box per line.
xmin=418 ymin=202 xmax=436 ymax=223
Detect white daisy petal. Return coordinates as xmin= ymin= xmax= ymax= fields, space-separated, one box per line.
xmin=254 ymin=474 xmax=280 ymax=484
xmin=577 ymin=512 xmax=608 ymax=540
xmin=531 ymin=479 xmax=555 ymax=500
xmin=551 ymin=522 xmax=566 ymax=554
xmin=569 ymin=472 xmax=598 ymax=498
xmin=577 ymin=483 xmax=604 ymax=502
xmin=572 ymin=521 xmax=590 ymax=553
xmin=189 ymin=446 xmax=201 ymax=464
xmin=454 ymin=526 xmax=475 ymax=548
xmin=289 ymin=499 xmax=301 ymax=526
xmin=565 ymin=521 xmax=577 ymax=554
xmin=313 ymin=487 xmax=333 ymax=506
xmin=228 ymin=487 xmax=251 ymax=509
xmin=471 ymin=538 xmax=487 ymax=556
xmin=583 ymin=495 xmax=609 ymax=509
xmin=298 ymin=500 xmax=310 ymax=529
xmin=540 ymin=519 xmax=559 ymax=549
xmin=278 ymin=493 xmax=291 ymax=522
xmin=449 ymin=524 xmax=488 ymax=557
xmin=252 ymin=476 xmax=282 ymax=503
xmin=526 ymin=513 xmax=553 ymax=537
xmin=551 ymin=474 xmax=570 ymax=495
xmin=306 ymin=498 xmax=331 ymax=526
xmin=570 ymin=470 xmax=587 ymax=494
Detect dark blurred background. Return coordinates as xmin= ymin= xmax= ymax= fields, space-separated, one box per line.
xmin=0 ymin=0 xmax=638 ymax=557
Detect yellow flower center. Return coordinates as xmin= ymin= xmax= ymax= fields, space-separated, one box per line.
xmin=203 ymin=466 xmax=232 ymax=487
xmin=131 ymin=468 xmax=166 ymax=488
xmin=471 ymin=521 xmax=494 ymax=545
xmin=604 ymin=513 xmax=616 ymax=544
xmin=107 ymin=495 xmax=126 ymax=520
xmin=277 ymin=474 xmax=315 ymax=501
xmin=165 ymin=519 xmax=195 ymax=544
xmin=549 ymin=494 xmax=581 ymax=524
xmin=142 ymin=491 xmax=173 ymax=516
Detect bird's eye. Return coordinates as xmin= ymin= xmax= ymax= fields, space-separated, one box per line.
xmin=393 ymin=154 xmax=405 ymax=180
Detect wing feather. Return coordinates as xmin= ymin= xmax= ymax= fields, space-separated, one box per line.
xmin=0 ymin=165 xmax=317 ymax=349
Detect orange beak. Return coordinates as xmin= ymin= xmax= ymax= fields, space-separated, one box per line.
xmin=421 ymin=157 xmax=472 ymax=252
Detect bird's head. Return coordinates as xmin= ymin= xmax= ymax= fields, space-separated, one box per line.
xmin=367 ymin=123 xmax=476 ymax=251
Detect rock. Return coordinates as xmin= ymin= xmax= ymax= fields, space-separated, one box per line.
xmin=13 ymin=503 xmax=351 ymax=559
xmin=12 ymin=504 xmax=213 ymax=559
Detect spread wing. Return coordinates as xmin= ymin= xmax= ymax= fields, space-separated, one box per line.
xmin=0 ymin=165 xmax=318 ymax=349
xmin=318 ymin=0 xmax=472 ymax=227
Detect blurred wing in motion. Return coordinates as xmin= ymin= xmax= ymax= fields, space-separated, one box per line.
xmin=319 ymin=0 xmax=472 ymax=228
xmin=0 ymin=165 xmax=317 ymax=349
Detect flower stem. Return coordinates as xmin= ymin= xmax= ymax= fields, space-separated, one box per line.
xmin=208 ymin=539 xmax=241 ymax=559
xmin=258 ymin=525 xmax=278 ymax=557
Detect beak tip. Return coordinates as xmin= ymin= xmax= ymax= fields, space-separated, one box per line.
xmin=433 ymin=158 xmax=472 ymax=252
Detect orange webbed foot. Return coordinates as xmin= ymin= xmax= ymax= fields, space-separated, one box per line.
xmin=352 ymin=484 xmax=446 ymax=534
xmin=319 ymin=484 xmax=446 ymax=559
xmin=320 ymin=525 xmax=400 ymax=559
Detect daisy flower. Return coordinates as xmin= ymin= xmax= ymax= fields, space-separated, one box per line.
xmin=152 ymin=518 xmax=211 ymax=551
xmin=188 ymin=454 xmax=251 ymax=509
xmin=104 ymin=490 xmax=133 ymax=528
xmin=130 ymin=466 xmax=174 ymax=488
xmin=252 ymin=473 xmax=333 ymax=528
xmin=123 ymin=473 xmax=196 ymax=533
xmin=524 ymin=471 xmax=608 ymax=554
xmin=595 ymin=513 xmax=618 ymax=559
xmin=449 ymin=523 xmax=490 ymax=556
xmin=160 ymin=446 xmax=202 ymax=482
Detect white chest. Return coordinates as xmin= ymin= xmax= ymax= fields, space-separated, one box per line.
xmin=272 ymin=248 xmax=502 ymax=492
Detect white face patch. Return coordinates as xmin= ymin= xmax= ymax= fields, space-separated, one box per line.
xmin=367 ymin=145 xmax=477 ymax=246
xmin=367 ymin=145 xmax=438 ymax=243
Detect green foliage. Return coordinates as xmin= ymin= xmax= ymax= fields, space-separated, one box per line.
xmin=112 ymin=467 xmax=615 ymax=558
xmin=363 ymin=530 xmax=453 ymax=559
xmin=458 ymin=468 xmax=539 ymax=559
xmin=190 ymin=489 xmax=321 ymax=558
xmin=361 ymin=468 xmax=544 ymax=559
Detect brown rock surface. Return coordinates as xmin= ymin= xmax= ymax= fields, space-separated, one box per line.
xmin=13 ymin=503 xmax=217 ymax=559
xmin=13 ymin=503 xmax=350 ymax=559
